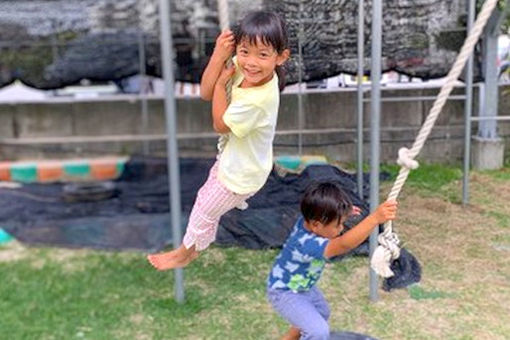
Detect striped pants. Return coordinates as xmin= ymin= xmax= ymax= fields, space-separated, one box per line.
xmin=182 ymin=161 xmax=253 ymax=251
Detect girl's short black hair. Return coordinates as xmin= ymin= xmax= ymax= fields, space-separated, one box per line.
xmin=234 ymin=11 xmax=288 ymax=54
xmin=234 ymin=11 xmax=288 ymax=91
xmin=300 ymin=182 xmax=353 ymax=225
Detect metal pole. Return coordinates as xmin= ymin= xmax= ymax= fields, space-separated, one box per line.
xmin=297 ymin=0 xmax=304 ymax=156
xmin=479 ymin=9 xmax=503 ymax=139
xmin=357 ymin=0 xmax=365 ymax=199
xmin=369 ymin=0 xmax=382 ymax=302
xmin=363 ymin=95 xmax=467 ymax=102
xmin=462 ymin=0 xmax=475 ymax=205
xmin=138 ymin=30 xmax=150 ymax=155
xmin=51 ymin=20 xmax=59 ymax=97
xmin=159 ymin=0 xmax=185 ymax=303
xmin=472 ymin=116 xmax=510 ymax=121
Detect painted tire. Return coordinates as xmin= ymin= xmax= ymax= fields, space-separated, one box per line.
xmin=62 ymin=181 xmax=117 ymax=202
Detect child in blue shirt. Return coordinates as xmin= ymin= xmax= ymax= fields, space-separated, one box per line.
xmin=267 ymin=182 xmax=398 ymax=340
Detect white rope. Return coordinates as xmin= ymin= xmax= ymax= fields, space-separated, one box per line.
xmin=371 ymin=0 xmax=500 ymax=278
xmin=216 ymin=0 xmax=248 ymax=211
xmin=216 ymin=0 xmax=232 ymax=154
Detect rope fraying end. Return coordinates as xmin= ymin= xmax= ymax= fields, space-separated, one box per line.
xmin=370 ymin=230 xmax=401 ymax=278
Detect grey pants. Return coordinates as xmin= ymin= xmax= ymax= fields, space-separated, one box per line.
xmin=267 ymin=286 xmax=331 ymax=340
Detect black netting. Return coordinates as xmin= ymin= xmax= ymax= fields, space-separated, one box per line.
xmin=382 ymin=247 xmax=422 ymax=291
xmin=0 ymin=0 xmax=477 ymax=90
xmin=0 ymin=156 xmax=372 ymax=252
xmin=330 ymin=331 xmax=378 ymax=340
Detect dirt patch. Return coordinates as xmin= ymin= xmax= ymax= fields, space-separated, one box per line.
xmin=318 ymin=171 xmax=510 ymax=339
xmin=0 ymin=240 xmax=92 ymax=273
xmin=0 ymin=241 xmax=29 ymax=262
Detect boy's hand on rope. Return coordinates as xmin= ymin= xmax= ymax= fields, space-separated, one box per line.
xmin=370 ymin=200 xmax=399 ymax=278
xmin=213 ymin=30 xmax=235 ymax=62
xmin=373 ymin=200 xmax=398 ymax=224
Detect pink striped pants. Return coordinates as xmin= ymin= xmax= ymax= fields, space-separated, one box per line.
xmin=182 ymin=161 xmax=253 ymax=251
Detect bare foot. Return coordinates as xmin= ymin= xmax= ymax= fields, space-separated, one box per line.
xmin=147 ymin=248 xmax=199 ymax=271
xmin=188 ymin=251 xmax=199 ymax=262
xmin=147 ymin=252 xmax=177 ymax=270
xmin=281 ymin=326 xmax=300 ymax=340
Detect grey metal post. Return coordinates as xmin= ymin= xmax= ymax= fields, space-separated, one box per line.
xmin=51 ymin=20 xmax=59 ymax=97
xmin=297 ymin=0 xmax=304 ymax=156
xmin=479 ymin=32 xmax=498 ymax=138
xmin=479 ymin=10 xmax=503 ymax=139
xmin=357 ymin=0 xmax=365 ymax=199
xmin=369 ymin=0 xmax=382 ymax=302
xmin=159 ymin=0 xmax=185 ymax=303
xmin=138 ymin=30 xmax=150 ymax=155
xmin=462 ymin=0 xmax=476 ymax=205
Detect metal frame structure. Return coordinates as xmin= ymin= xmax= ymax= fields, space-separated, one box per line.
xmin=368 ymin=0 xmax=383 ymax=302
xmin=160 ymin=0 xmax=508 ymax=304
xmin=0 ymin=0 xmax=507 ymax=304
xmin=159 ymin=0 xmax=184 ymax=303
xmin=463 ymin=2 xmax=510 ymax=205
xmin=462 ymin=0 xmax=476 ymax=205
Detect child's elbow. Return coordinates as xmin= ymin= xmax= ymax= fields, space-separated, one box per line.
xmin=213 ymin=123 xmax=221 ymax=133
xmin=325 ymin=243 xmax=351 ymax=258
xmin=213 ymin=122 xmax=230 ymax=134
xmin=200 ymin=91 xmax=212 ymax=101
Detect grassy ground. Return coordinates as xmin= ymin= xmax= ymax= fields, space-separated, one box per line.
xmin=1 ymin=163 xmax=509 ymax=340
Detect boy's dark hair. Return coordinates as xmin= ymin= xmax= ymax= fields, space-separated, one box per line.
xmin=300 ymin=182 xmax=353 ymax=225
xmin=234 ymin=11 xmax=288 ymax=91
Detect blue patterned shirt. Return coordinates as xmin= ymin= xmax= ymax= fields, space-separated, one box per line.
xmin=267 ymin=217 xmax=329 ymax=292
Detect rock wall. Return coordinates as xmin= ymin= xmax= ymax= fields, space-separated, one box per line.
xmin=0 ymin=0 xmax=475 ymax=89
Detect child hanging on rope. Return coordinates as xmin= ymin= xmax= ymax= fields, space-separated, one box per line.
xmin=148 ymin=11 xmax=290 ymax=270
xmin=267 ymin=182 xmax=397 ymax=340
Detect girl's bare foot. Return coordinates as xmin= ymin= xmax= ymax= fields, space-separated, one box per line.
xmin=147 ymin=247 xmax=198 ymax=271
xmin=147 ymin=252 xmax=178 ymax=270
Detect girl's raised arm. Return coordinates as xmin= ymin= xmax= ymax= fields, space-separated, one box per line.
xmin=200 ymin=30 xmax=234 ymax=101
xmin=211 ymin=64 xmax=235 ymax=133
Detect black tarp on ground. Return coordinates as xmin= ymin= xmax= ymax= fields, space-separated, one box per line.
xmin=0 ymin=156 xmax=375 ymax=254
xmin=330 ymin=331 xmax=378 ymax=340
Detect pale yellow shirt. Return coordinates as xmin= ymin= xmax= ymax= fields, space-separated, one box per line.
xmin=218 ymin=57 xmax=280 ymax=194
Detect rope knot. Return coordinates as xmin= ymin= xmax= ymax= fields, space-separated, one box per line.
xmin=397 ymin=147 xmax=419 ymax=170
xmin=370 ymin=228 xmax=401 ymax=278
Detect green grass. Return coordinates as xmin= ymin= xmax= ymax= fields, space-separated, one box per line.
xmin=407 ymin=284 xmax=453 ymax=300
xmin=485 ymin=210 xmax=510 ymax=228
xmin=483 ymin=166 xmax=510 ymax=181
xmin=0 ymin=248 xmax=280 ymax=340
xmin=344 ymin=161 xmax=463 ymax=195
xmin=380 ymin=163 xmax=462 ymax=192
xmin=1 ymin=162 xmax=510 ymax=339
xmin=379 ymin=162 xmax=464 ymax=203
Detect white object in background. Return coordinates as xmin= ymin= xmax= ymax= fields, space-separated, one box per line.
xmin=0 ymin=81 xmax=47 ymax=103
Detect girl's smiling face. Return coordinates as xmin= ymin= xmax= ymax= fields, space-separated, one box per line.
xmin=236 ymin=37 xmax=288 ymax=88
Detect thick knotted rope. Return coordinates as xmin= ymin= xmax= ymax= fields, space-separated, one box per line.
xmin=215 ymin=0 xmax=249 ymax=211
xmin=370 ymin=0 xmax=500 ymax=278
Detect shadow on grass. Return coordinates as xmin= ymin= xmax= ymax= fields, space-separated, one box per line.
xmin=148 ymin=290 xmax=210 ymax=316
